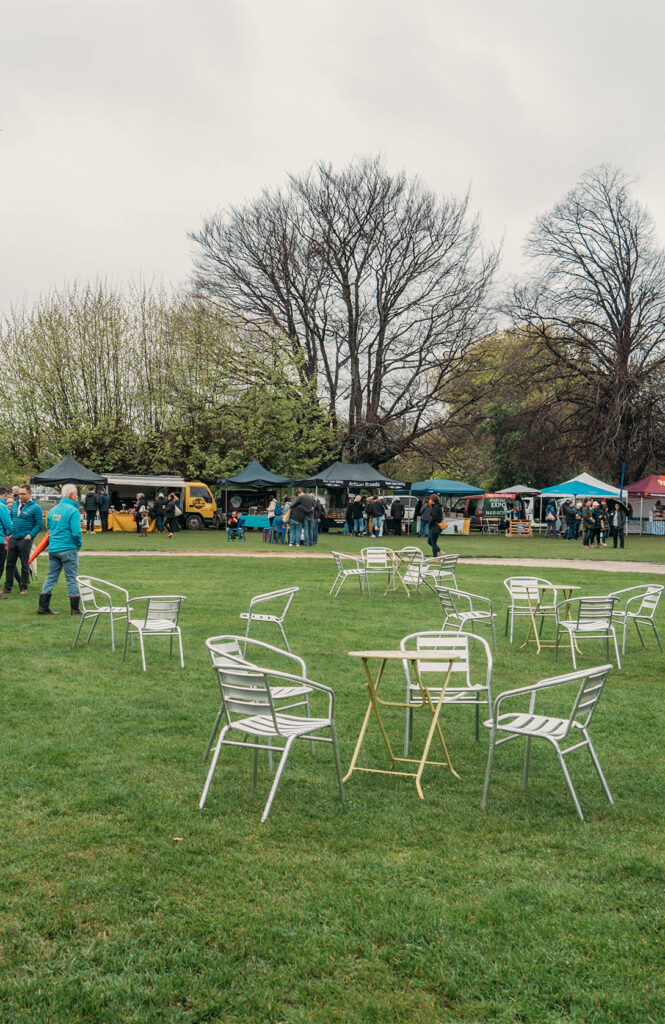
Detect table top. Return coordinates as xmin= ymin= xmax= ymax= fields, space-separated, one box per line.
xmin=348 ymin=649 xmax=461 ymax=661
xmin=533 ymin=583 xmax=582 ymax=591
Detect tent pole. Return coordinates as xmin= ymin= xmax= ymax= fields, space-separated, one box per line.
xmin=640 ymin=497 xmax=643 ymax=536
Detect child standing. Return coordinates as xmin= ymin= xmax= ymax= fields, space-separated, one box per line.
xmin=140 ymin=511 xmax=150 ymax=537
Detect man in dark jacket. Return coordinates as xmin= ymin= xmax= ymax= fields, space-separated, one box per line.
xmin=368 ymin=494 xmax=386 ymax=537
xmin=84 ymin=488 xmax=98 ymax=533
xmin=98 ymin=487 xmax=111 ymax=532
xmin=350 ymin=495 xmax=365 ymax=535
xmin=390 ymin=497 xmax=405 ymax=536
xmin=289 ymin=490 xmax=316 ymax=546
xmin=427 ymin=494 xmax=445 ymax=557
xmin=3 ymin=484 xmax=43 ymax=594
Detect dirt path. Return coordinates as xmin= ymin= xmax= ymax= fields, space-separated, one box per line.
xmin=78 ymin=550 xmax=665 ymax=574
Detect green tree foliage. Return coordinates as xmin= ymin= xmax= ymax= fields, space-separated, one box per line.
xmin=0 ymin=283 xmax=336 ymax=482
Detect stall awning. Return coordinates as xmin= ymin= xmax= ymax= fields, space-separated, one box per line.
xmin=31 ymin=455 xmax=107 ymax=486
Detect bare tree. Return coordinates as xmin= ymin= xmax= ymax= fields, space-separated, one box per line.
xmin=509 ymin=165 xmax=665 ymax=482
xmin=190 ymin=157 xmax=498 ymax=464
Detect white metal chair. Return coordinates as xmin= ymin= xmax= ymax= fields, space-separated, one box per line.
xmin=434 ymin=586 xmax=497 ymax=651
xmin=199 ymin=662 xmax=345 ymax=821
xmin=401 ymin=631 xmax=493 ymax=753
xmin=555 ymin=596 xmax=621 ymax=669
xmin=482 ymin=664 xmax=614 ymax=821
xmin=203 ymin=635 xmax=313 ymax=761
xmin=240 ymin=587 xmax=299 ymax=651
xmin=74 ymin=575 xmax=130 ymax=651
xmin=329 ymin=552 xmax=367 ymax=597
xmin=504 ymin=577 xmax=558 ymax=643
xmin=608 ymin=584 xmax=664 ymax=654
xmin=426 ymin=553 xmax=459 ymax=588
xmin=123 ymin=595 xmax=186 ymax=671
xmin=360 ymin=547 xmax=397 ymax=595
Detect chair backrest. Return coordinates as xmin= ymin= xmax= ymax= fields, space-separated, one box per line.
xmin=435 ymin=586 xmax=460 ymax=617
xmin=397 ymin=547 xmax=424 ymax=562
xmin=637 ymin=585 xmax=664 ymax=617
xmin=206 ymin=635 xmax=245 ymax=666
xmin=401 ymin=631 xmax=471 ymax=687
xmin=438 ymin=554 xmax=459 ymax=572
xmin=541 ymin=664 xmax=612 ymax=738
xmin=217 ymin=664 xmax=279 ymax=730
xmin=332 ymin=551 xmax=355 ymax=572
xmin=247 ymin=587 xmax=299 ymax=621
xmin=142 ymin=596 xmax=184 ymax=626
xmin=76 ymin=575 xmax=128 ymax=613
xmin=576 ymin=596 xmax=615 ymax=627
xmin=504 ymin=576 xmax=541 ymax=605
xmin=361 ymin=547 xmax=393 ymax=568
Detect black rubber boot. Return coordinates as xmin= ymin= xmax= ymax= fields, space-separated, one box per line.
xmin=70 ymin=596 xmax=82 ymax=615
xmin=38 ymin=592 xmax=58 ymax=615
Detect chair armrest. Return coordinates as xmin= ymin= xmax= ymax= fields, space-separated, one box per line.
xmin=237 ymin=637 xmax=306 ymax=676
xmin=491 ymin=664 xmax=613 ymax=719
xmin=265 ymin=668 xmax=335 ymax=715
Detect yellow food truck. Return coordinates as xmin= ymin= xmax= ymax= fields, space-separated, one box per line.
xmin=105 ymin=474 xmax=221 ymax=530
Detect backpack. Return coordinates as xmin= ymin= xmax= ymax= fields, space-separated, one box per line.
xmin=274 ymin=503 xmax=281 ymax=516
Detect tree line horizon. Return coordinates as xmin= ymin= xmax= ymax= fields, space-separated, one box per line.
xmin=2 ymin=158 xmax=663 ymax=490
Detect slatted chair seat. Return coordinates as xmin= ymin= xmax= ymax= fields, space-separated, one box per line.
xmin=123 ymin=594 xmax=186 ymax=671
xmin=555 ymin=596 xmax=621 ymax=669
xmin=74 ymin=575 xmax=130 ymax=651
xmin=199 ymin=662 xmax=345 ymax=822
xmin=401 ymin=631 xmax=493 ymax=753
xmin=608 ymin=584 xmax=664 ymax=654
xmin=482 ymin=664 xmax=614 ymax=821
xmin=240 ymin=587 xmax=299 ymax=650
xmin=330 ymin=552 xmax=366 ymax=597
xmin=203 ymin=635 xmax=314 ymax=762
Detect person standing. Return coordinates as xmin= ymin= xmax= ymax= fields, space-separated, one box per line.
xmin=38 ymin=483 xmax=83 ymax=615
xmin=133 ymin=493 xmax=146 ymax=534
xmin=267 ymin=496 xmax=277 ymax=529
xmin=427 ymin=494 xmax=446 ymax=557
xmin=153 ymin=492 xmax=166 ymax=533
xmin=390 ymin=496 xmax=405 ymax=536
xmin=98 ymin=486 xmax=111 ymax=533
xmin=0 ymin=488 xmax=12 ymax=599
xmin=545 ymin=500 xmax=558 ymax=537
xmin=350 ymin=494 xmax=364 ymax=535
xmin=581 ymin=499 xmax=594 ymax=548
xmin=420 ymin=498 xmax=432 ymax=538
xmin=164 ymin=492 xmax=179 ymax=538
xmin=612 ymin=502 xmax=627 ymax=549
xmin=368 ymin=493 xmax=386 ymax=537
xmin=414 ymin=498 xmax=423 ymax=536
xmin=84 ymin=488 xmax=98 ymax=533
xmin=3 ymin=484 xmax=43 ymax=594
xmin=289 ymin=490 xmax=315 ymax=546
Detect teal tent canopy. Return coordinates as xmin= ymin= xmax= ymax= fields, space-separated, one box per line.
xmin=410 ymin=478 xmax=484 ymax=496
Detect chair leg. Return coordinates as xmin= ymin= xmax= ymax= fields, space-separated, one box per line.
xmin=138 ymin=632 xmax=147 ymax=672
xmin=122 ymin=622 xmax=130 ymax=662
xmin=329 ymin=722 xmax=345 ymax=804
xmin=278 ymin=621 xmax=291 ymax=653
xmin=252 ymin=747 xmax=259 ymax=790
xmin=490 ymin=620 xmax=497 ymax=653
xmin=404 ymin=706 xmax=413 ymax=756
xmin=634 ymin=620 xmax=646 ymax=650
xmin=569 ymin=631 xmax=577 ymax=669
xmin=611 ymin=627 xmax=621 ymax=670
xmin=261 ymin=736 xmax=296 ymax=822
xmin=557 ymin=749 xmax=585 ymax=821
xmin=178 ymin=629 xmax=184 ymax=668
xmin=651 ymin=621 xmax=664 ymax=653
xmin=87 ymin=615 xmax=100 ymax=643
xmin=621 ymin=618 xmax=628 ymax=655
xmin=475 ymin=700 xmax=480 ymax=742
xmin=522 ymin=737 xmax=532 ymax=790
xmin=504 ymin=608 xmax=509 ymax=637
xmin=585 ymin=735 xmax=614 ymax=805
xmin=481 ymin=728 xmax=498 ymax=809
xmin=199 ymin=724 xmax=231 ymax=808
xmin=203 ymin=709 xmax=224 ymax=761
xmin=72 ymin=612 xmax=88 ymax=649
xmin=109 ymin=613 xmax=115 ymax=652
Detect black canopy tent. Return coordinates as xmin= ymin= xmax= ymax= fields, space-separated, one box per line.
xmin=297 ymin=461 xmax=404 ymax=489
xmin=217 ymin=459 xmax=293 ymax=489
xmin=31 ymin=455 xmax=107 ymax=487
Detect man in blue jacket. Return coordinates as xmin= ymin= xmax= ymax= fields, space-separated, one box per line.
xmin=2 ymin=484 xmax=43 ymax=595
xmin=0 ymin=487 xmax=13 ymax=599
xmin=38 ymin=483 xmax=83 ymax=615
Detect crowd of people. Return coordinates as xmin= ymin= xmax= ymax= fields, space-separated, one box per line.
xmin=343 ymin=492 xmax=446 ymax=558
xmin=545 ymin=497 xmax=628 ymax=549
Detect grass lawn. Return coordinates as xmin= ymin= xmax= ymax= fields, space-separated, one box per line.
xmin=2 ymin=538 xmax=664 ymax=1023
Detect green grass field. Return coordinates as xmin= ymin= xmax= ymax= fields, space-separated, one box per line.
xmin=2 ymin=535 xmax=664 ymax=1022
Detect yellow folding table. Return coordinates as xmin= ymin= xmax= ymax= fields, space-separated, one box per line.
xmin=520 ymin=584 xmax=582 ymax=653
xmin=344 ymin=649 xmax=461 ymax=799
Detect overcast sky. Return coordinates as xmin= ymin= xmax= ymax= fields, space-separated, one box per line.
xmin=2 ymin=0 xmax=664 ymax=314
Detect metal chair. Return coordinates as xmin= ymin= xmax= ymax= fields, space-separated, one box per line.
xmin=504 ymin=577 xmax=558 ymax=643
xmin=360 ymin=546 xmax=397 ymax=595
xmin=199 ymin=662 xmax=345 ymax=821
xmin=434 ymin=586 xmax=497 ymax=651
xmin=240 ymin=587 xmax=299 ymax=651
xmin=482 ymin=664 xmax=614 ymax=821
xmin=203 ymin=635 xmax=313 ymax=761
xmin=555 ymin=596 xmax=621 ymax=669
xmin=401 ymin=631 xmax=493 ymax=753
xmin=427 ymin=553 xmax=459 ymax=588
xmin=123 ymin=595 xmax=186 ymax=671
xmin=74 ymin=575 xmax=130 ymax=651
xmin=329 ymin=552 xmax=367 ymax=597
xmin=608 ymin=584 xmax=664 ymax=654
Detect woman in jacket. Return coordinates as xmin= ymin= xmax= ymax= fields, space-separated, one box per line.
xmin=427 ymin=495 xmax=446 ymax=557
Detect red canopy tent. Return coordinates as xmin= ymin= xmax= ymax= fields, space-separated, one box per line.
xmin=626 ymin=474 xmax=665 ymax=534
xmin=626 ymin=474 xmax=665 ymax=497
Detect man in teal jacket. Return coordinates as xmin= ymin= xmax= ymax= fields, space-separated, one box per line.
xmin=2 ymin=483 xmax=43 ymax=594
xmin=38 ymin=483 xmax=83 ymax=616
xmin=0 ymin=487 xmax=13 ymax=600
